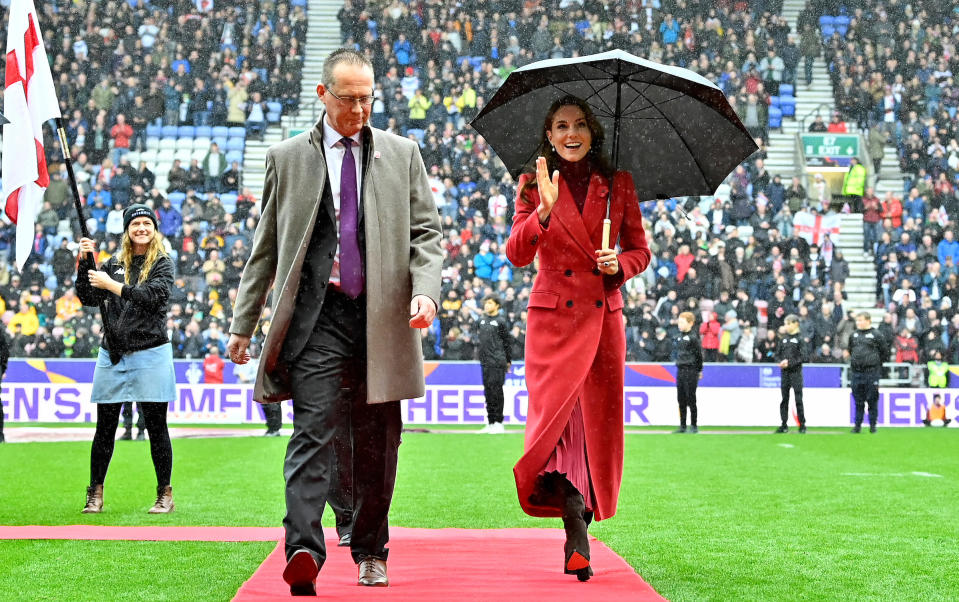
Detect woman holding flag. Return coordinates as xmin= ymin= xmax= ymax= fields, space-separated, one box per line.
xmin=76 ymin=204 xmax=177 ymax=514
xmin=505 ymin=96 xmax=651 ymax=581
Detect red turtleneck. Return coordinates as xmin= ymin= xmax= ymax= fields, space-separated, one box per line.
xmin=558 ymin=157 xmax=592 ymax=214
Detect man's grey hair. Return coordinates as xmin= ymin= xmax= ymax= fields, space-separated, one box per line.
xmin=322 ymin=48 xmax=373 ymax=88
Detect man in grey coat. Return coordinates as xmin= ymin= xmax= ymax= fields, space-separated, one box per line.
xmin=227 ymin=49 xmax=442 ymax=594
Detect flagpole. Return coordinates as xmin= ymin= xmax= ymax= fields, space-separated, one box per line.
xmin=53 ymin=117 xmax=92 ymax=240
xmin=53 ymin=116 xmax=118 ymax=359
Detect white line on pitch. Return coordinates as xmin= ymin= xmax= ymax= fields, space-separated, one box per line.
xmin=841 ymin=472 xmax=943 ymax=478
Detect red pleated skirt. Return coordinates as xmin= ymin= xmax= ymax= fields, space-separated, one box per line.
xmin=539 ymin=400 xmax=594 ymax=510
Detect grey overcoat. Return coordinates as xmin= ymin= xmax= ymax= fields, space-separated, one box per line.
xmin=229 ymin=114 xmax=443 ymax=403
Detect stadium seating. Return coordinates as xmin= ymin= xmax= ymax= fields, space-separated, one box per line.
xmin=780 ymin=95 xmax=796 ymax=117
xmin=225 ymin=138 xmax=245 ymax=152
xmin=768 ymin=106 xmax=783 ymax=130
xmin=834 ymin=15 xmax=850 ymax=36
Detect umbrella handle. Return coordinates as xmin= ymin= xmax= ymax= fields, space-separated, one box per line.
xmin=602 ymin=219 xmax=611 ymax=250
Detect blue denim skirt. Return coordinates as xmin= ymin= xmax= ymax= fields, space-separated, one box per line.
xmin=90 ymin=343 xmax=177 ymax=404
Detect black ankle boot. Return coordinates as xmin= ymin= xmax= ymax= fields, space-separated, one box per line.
xmin=561 ymin=488 xmax=591 ymax=581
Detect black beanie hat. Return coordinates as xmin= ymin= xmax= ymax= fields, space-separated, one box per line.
xmin=123 ymin=203 xmax=158 ymax=232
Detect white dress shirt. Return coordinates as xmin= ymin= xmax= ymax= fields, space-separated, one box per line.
xmin=322 ymin=116 xmax=364 ymax=289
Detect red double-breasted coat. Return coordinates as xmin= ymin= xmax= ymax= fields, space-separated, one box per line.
xmin=506 ymin=169 xmax=651 ymax=521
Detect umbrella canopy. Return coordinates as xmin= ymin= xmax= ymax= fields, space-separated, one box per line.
xmin=0 ymin=111 xmax=9 ymax=125
xmin=470 ymin=50 xmax=758 ymax=200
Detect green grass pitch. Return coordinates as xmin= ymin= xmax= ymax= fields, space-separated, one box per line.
xmin=1 ymin=427 xmax=957 ymax=600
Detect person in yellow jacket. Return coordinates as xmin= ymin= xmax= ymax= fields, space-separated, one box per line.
xmin=926 ymin=350 xmax=949 ymax=388
xmin=841 ymin=157 xmax=867 ymax=212
xmin=443 ymin=87 xmax=465 ymax=128
xmin=8 ymin=296 xmax=40 ymax=337
xmin=408 ymin=88 xmax=430 ymax=129
xmin=226 ymin=80 xmax=250 ymax=126
xmin=460 ymin=82 xmax=478 ymax=122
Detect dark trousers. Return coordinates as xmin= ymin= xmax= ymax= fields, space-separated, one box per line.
xmin=864 ymin=220 xmax=881 ymax=253
xmin=284 ymin=290 xmax=401 ymax=567
xmin=122 ymin=402 xmax=145 ymax=432
xmin=851 ymin=370 xmax=880 ymax=428
xmin=90 ymin=402 xmax=172 ymax=487
xmin=676 ymin=367 xmax=699 ymax=428
xmin=264 ymin=403 xmax=283 ymax=432
xmin=780 ymin=369 xmax=805 ymax=426
xmin=480 ymin=361 xmax=507 ymax=424
xmin=265 ymin=402 xmax=354 ymax=537
xmin=330 ymin=410 xmax=355 ymax=539
xmin=842 ymin=194 xmax=863 ymax=213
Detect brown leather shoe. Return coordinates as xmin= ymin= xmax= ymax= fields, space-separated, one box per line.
xmin=147 ymin=485 xmax=175 ymax=514
xmin=357 ymin=557 xmax=388 ymax=587
xmin=81 ymin=484 xmax=103 ymax=514
xmin=283 ymin=550 xmax=319 ymax=596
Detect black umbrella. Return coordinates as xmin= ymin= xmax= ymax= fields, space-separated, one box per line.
xmin=0 ymin=111 xmax=9 ymax=125
xmin=471 ymin=49 xmax=758 ymax=203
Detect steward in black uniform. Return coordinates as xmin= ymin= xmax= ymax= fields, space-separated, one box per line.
xmin=476 ymin=296 xmax=512 ymax=433
xmin=846 ymin=312 xmax=889 ymax=433
xmin=776 ymin=315 xmax=807 ymax=433
xmin=674 ymin=312 xmax=703 ymax=434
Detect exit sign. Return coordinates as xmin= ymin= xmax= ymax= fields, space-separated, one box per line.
xmin=802 ymin=133 xmax=859 ymax=157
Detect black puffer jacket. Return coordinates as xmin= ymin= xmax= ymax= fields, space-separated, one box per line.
xmin=76 ymin=253 xmax=174 ymax=361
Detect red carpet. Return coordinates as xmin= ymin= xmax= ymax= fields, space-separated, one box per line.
xmin=234 ymin=527 xmax=665 ymax=601
xmin=0 ymin=525 xmax=283 ymax=541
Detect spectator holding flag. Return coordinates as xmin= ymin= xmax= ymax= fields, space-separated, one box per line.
xmin=77 ymin=204 xmax=176 ymax=514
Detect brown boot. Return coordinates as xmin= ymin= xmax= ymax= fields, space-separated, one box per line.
xmin=148 ymin=485 xmax=175 ymax=514
xmin=81 ymin=484 xmax=103 ymax=514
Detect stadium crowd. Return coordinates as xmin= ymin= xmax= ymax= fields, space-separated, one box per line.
xmin=811 ymin=0 xmax=959 ymax=366
xmin=0 ymin=0 xmax=956 ymax=372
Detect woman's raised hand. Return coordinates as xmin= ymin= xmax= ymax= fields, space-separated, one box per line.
xmin=535 ymin=156 xmax=559 ymax=223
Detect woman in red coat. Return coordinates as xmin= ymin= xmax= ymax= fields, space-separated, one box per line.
xmin=506 ymin=96 xmax=651 ymax=581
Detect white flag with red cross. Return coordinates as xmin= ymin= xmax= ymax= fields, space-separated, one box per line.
xmin=1 ymin=0 xmax=61 ymax=271
xmin=793 ymin=211 xmax=841 ymax=246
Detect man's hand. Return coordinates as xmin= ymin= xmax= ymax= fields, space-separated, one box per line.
xmin=227 ymin=333 xmax=252 ymax=364
xmin=409 ymin=295 xmax=436 ymax=328
xmin=779 ymin=359 xmax=789 ymax=368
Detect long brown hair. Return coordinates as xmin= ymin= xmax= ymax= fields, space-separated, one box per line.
xmin=519 ymin=95 xmax=615 ymax=200
xmin=117 ymin=230 xmax=167 ymax=285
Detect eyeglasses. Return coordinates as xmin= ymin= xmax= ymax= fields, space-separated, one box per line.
xmin=327 ymin=89 xmax=375 ymax=107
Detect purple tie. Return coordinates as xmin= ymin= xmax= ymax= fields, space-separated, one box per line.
xmin=339 ymin=137 xmax=363 ymax=298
